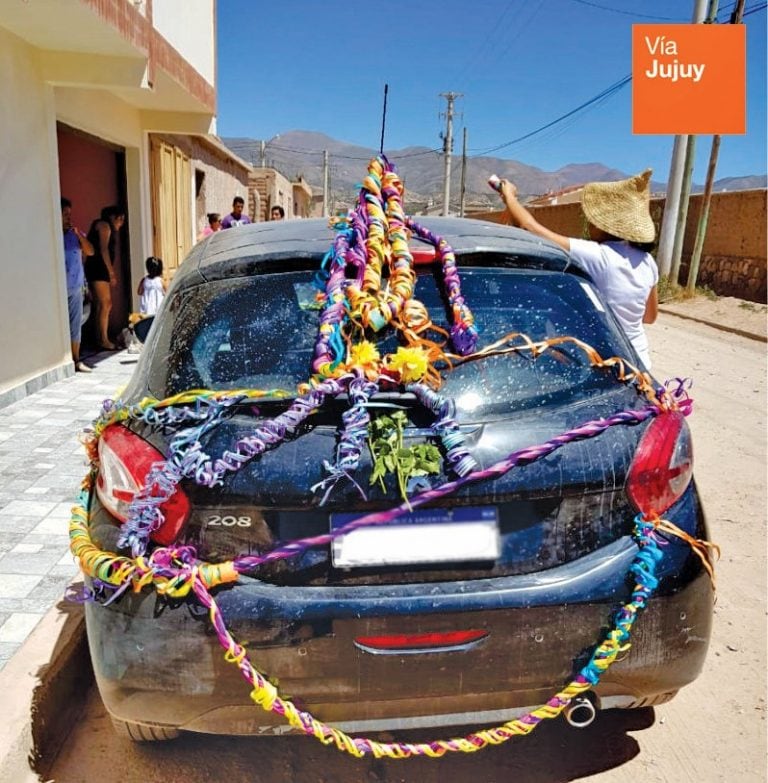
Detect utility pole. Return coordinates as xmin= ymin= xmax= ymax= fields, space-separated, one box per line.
xmin=687 ymin=0 xmax=746 ymax=293
xmin=656 ymin=0 xmax=709 ymax=278
xmin=322 ymin=149 xmax=330 ymax=217
xmin=669 ymin=0 xmax=717 ymax=285
xmin=440 ymin=92 xmax=462 ymax=216
xmin=669 ymin=134 xmax=697 ymax=284
xmin=459 ymin=127 xmax=468 ymax=218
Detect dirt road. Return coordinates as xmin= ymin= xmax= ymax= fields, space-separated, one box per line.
xmin=48 ymin=314 xmax=767 ymax=783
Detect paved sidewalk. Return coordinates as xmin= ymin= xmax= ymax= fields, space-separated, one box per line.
xmin=0 ymin=350 xmax=138 ymax=671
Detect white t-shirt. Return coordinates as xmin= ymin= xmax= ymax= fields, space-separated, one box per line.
xmin=139 ymin=275 xmax=165 ymax=316
xmin=569 ymin=239 xmax=658 ymax=369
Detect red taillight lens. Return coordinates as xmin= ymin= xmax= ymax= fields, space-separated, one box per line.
xmin=354 ymin=630 xmax=488 ymax=654
xmin=626 ymin=411 xmax=693 ymax=516
xmin=96 ymin=424 xmax=190 ymax=545
xmin=410 ymin=246 xmax=437 ymax=265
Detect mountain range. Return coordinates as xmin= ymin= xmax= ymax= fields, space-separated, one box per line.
xmin=222 ymin=131 xmax=767 ymax=210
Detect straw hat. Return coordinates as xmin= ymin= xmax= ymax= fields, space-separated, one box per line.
xmin=581 ymin=169 xmax=656 ymax=244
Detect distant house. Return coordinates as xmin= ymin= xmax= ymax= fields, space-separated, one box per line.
xmin=247 ymin=167 xmax=317 ymax=221
xmin=0 ymin=0 xmax=248 ymax=406
xmin=292 ymin=176 xmax=314 ymax=218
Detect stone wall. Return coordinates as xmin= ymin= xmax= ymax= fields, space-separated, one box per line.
xmin=683 ymin=255 xmax=766 ymax=302
xmin=469 ymin=188 xmax=767 ymax=302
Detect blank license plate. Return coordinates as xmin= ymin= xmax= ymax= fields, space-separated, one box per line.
xmin=331 ymin=506 xmax=500 ymax=568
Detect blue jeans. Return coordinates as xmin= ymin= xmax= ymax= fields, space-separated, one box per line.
xmin=67 ymin=287 xmax=84 ymax=343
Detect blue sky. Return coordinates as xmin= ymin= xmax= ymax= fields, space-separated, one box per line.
xmin=216 ymin=0 xmax=767 ymax=182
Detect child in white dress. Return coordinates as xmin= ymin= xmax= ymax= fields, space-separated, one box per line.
xmin=137 ymin=256 xmax=166 ymax=316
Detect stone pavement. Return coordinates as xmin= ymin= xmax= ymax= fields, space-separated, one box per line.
xmin=0 ymin=349 xmax=138 ymax=671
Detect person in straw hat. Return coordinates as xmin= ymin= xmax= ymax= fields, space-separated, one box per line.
xmin=495 ymin=170 xmax=659 ymax=370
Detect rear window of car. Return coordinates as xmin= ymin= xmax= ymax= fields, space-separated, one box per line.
xmin=146 ymin=260 xmax=635 ymax=419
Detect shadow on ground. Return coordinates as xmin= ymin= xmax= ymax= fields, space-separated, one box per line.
xmin=49 ymin=689 xmax=656 ymax=783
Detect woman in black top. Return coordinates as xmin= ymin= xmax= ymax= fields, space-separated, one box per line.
xmin=86 ymin=205 xmax=125 ymax=350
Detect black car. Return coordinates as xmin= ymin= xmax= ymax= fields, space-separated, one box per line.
xmin=84 ymin=217 xmax=712 ymax=742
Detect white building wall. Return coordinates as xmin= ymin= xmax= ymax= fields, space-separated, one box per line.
xmin=0 ymin=27 xmax=71 ymax=396
xmin=0 ymin=32 xmax=158 ymax=400
xmin=152 ymin=0 xmax=215 ymax=86
xmin=0 ymin=4 xmax=218 ymax=403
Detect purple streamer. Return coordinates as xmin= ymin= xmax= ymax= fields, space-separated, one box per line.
xmin=232 ymin=405 xmax=659 ymax=574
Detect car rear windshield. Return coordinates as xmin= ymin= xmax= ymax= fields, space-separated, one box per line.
xmin=146 ymin=261 xmax=634 ymax=420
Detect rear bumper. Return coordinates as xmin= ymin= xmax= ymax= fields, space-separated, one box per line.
xmin=86 ymin=540 xmax=713 ymax=734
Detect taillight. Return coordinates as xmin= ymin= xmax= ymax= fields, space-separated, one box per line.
xmin=411 ymin=246 xmax=437 ymax=265
xmin=626 ymin=411 xmax=693 ymax=515
xmin=96 ymin=424 xmax=190 ymax=545
xmin=353 ymin=630 xmax=488 ymax=655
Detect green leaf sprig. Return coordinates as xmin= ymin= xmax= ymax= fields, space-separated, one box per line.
xmin=367 ymin=411 xmax=441 ymax=505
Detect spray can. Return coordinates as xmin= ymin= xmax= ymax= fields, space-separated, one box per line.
xmin=488 ymin=174 xmax=502 ymax=193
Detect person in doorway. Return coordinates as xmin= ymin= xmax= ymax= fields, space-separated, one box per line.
xmin=221 ymin=196 xmax=252 ymax=229
xmin=198 ymin=212 xmax=221 ymax=240
xmin=85 ymin=205 xmax=125 ymax=351
xmin=61 ymin=197 xmax=95 ymax=372
xmin=270 ymin=205 xmax=285 ymax=221
xmin=137 ymin=256 xmax=166 ymax=316
xmin=494 ymin=170 xmax=659 ymax=369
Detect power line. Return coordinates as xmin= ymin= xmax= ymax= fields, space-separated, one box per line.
xmin=742 ymin=2 xmax=766 ymax=16
xmin=568 ymin=0 xmax=681 ymax=20
xmin=470 ymin=74 xmax=631 ymax=157
xmin=462 ymin=1 xmax=545 ymax=90
xmin=266 ymin=142 xmax=442 ymax=161
xmin=450 ymin=0 xmax=516 ymax=87
xmin=259 ymin=73 xmax=633 ymax=167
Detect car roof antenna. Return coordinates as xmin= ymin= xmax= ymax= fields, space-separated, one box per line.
xmin=379 ymin=83 xmax=389 ymax=155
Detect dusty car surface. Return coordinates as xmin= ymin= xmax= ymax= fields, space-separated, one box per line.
xmin=84 ymin=216 xmax=712 ymax=742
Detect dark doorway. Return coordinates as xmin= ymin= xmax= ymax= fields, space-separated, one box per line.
xmin=57 ymin=123 xmax=131 ymax=346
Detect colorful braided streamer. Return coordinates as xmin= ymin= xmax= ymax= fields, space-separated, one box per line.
xmin=72 ymin=496 xmax=696 ymax=758
xmin=67 ymin=155 xmax=717 ymax=758
xmin=309 ymin=155 xmax=472 ymax=389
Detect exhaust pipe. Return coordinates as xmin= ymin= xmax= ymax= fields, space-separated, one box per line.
xmin=564 ymin=695 xmax=598 ymax=728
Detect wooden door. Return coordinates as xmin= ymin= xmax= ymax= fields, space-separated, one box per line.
xmin=174 ymin=147 xmax=192 ymax=270
xmin=151 ymin=139 xmax=191 ymax=281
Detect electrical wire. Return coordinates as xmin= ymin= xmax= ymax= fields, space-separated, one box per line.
xmin=742 ymin=2 xmax=766 ymax=16
xmin=231 ymin=0 xmax=763 ymax=181
xmin=470 ymin=74 xmax=631 ymax=157
xmin=450 ymin=0 xmax=517 ymax=87
xmin=265 ymin=142 xmax=443 ymax=161
xmin=568 ymin=0 xmax=682 ymax=21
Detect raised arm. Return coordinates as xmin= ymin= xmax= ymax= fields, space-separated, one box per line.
xmin=498 ymin=180 xmax=572 ymax=253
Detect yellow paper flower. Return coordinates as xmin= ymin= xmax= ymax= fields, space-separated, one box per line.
xmin=387 ymin=346 xmax=430 ymax=383
xmin=348 ymin=341 xmax=380 ymax=370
